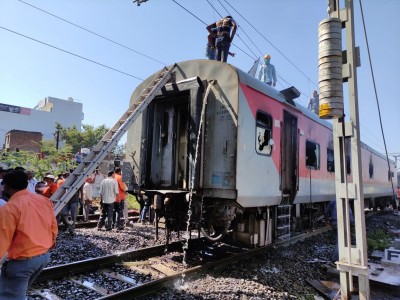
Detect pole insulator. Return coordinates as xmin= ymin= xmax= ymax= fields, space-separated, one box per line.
xmin=318 ymin=17 xmax=343 ymax=119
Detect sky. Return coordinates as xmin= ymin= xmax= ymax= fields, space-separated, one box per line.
xmin=0 ymin=0 xmax=399 ymax=161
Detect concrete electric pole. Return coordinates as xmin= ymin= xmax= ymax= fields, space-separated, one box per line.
xmin=321 ymin=0 xmax=370 ymax=298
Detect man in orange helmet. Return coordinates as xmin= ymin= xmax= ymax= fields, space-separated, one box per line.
xmin=258 ymin=54 xmax=277 ymax=87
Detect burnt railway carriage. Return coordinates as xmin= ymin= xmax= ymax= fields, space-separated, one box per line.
xmin=125 ymin=59 xmax=396 ymax=244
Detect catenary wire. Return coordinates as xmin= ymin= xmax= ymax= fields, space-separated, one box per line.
xmin=358 ymin=0 xmax=395 ymax=194
xmin=17 ymin=0 xmax=167 ymax=66
xmin=204 ymin=0 xmax=258 ymax=59
xmin=212 ymin=0 xmax=313 ymax=101
xmin=0 ymin=26 xmax=144 ymax=81
xmin=222 ymin=0 xmax=319 ymax=89
xmin=216 ymin=0 xmax=263 ymax=56
xmin=203 ymin=0 xmax=257 ymax=59
xmin=171 ymin=0 xmax=256 ymax=60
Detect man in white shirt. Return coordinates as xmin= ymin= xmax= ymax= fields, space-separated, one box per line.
xmin=97 ymin=171 xmax=118 ymax=231
xmin=26 ymin=170 xmax=37 ymax=193
xmin=82 ymin=177 xmax=94 ymax=222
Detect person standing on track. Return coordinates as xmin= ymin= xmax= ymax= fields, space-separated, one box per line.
xmin=114 ymin=167 xmax=128 ymax=229
xmin=324 ymin=199 xmax=354 ymax=264
xmin=0 ymin=170 xmax=58 ymax=299
xmin=97 ymin=171 xmax=119 ymax=231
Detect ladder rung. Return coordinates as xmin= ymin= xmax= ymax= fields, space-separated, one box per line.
xmin=62 ymin=186 xmax=71 ymax=189
xmin=277 ymin=225 xmax=290 ymax=230
xmin=277 ymin=215 xmax=290 ymax=219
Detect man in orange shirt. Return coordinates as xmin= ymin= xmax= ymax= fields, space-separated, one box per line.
xmin=0 ymin=170 xmax=58 ymax=299
xmin=43 ymin=174 xmax=58 ymax=199
xmin=113 ymin=167 xmax=127 ymax=230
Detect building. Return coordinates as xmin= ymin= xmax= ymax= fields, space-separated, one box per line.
xmin=0 ymin=97 xmax=83 ymax=149
xmin=4 ymin=130 xmax=42 ymax=153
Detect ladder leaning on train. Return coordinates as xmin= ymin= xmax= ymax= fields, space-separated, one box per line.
xmin=51 ymin=64 xmax=177 ymax=216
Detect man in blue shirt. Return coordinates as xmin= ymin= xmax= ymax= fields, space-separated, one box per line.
xmin=258 ymin=54 xmax=277 ymax=87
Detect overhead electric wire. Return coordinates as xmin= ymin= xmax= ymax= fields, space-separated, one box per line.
xmin=17 ymin=0 xmax=167 ymax=66
xmin=205 ymin=0 xmax=258 ymax=59
xmin=216 ymin=0 xmax=263 ymax=57
xmin=171 ymin=0 xmax=207 ymax=26
xmin=0 ymin=26 xmax=144 ymax=81
xmin=171 ymin=0 xmax=256 ymax=60
xmin=222 ymin=0 xmax=319 ymax=88
xmin=358 ymin=0 xmax=395 ymax=194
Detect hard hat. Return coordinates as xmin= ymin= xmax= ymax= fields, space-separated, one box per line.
xmin=264 ymin=54 xmax=271 ymax=59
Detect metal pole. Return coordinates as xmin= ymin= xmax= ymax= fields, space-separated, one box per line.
xmin=328 ymin=0 xmax=370 ymax=298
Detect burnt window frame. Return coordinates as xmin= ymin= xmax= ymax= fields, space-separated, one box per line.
xmin=255 ymin=111 xmax=273 ymax=156
xmin=305 ymin=140 xmax=320 ymax=170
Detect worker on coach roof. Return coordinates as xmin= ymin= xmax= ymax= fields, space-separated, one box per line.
xmin=258 ymin=54 xmax=277 ymax=87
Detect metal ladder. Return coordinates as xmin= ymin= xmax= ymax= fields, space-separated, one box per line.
xmin=52 ymin=64 xmax=177 ymax=215
xmin=276 ymin=194 xmax=291 ymax=240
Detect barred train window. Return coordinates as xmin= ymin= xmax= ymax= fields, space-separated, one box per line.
xmin=256 ymin=111 xmax=273 ymax=155
xmin=306 ymin=140 xmax=320 ymax=169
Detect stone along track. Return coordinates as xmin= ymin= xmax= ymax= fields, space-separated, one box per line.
xmin=28 ymin=226 xmax=331 ymax=300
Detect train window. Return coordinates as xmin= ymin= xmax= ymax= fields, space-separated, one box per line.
xmin=256 ymin=111 xmax=273 ymax=156
xmin=306 ymin=140 xmax=320 ymax=169
xmin=327 ymin=148 xmax=334 ymax=172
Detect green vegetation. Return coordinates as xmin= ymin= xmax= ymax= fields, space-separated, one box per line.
xmin=367 ymin=229 xmax=391 ymax=251
xmin=126 ymin=193 xmax=140 ymax=210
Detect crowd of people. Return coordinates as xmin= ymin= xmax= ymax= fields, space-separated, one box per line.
xmin=0 ymin=164 xmax=156 ymax=299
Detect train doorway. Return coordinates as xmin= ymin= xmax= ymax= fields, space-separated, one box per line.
xmin=280 ymin=110 xmax=299 ymax=203
xmin=149 ymin=96 xmax=189 ymax=189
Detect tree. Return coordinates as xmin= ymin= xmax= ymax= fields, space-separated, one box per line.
xmin=0 ymin=140 xmax=75 ymax=178
xmin=59 ymin=124 xmax=109 ymax=153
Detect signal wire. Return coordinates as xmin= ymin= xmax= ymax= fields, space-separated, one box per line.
xmin=222 ymin=0 xmax=319 ymax=88
xmin=17 ymin=0 xmax=167 ymax=66
xmin=358 ymin=0 xmax=395 ymax=196
xmin=0 ymin=26 xmax=144 ymax=81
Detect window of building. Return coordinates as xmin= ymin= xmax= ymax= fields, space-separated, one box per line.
xmin=327 ymin=148 xmax=334 ymax=172
xmin=256 ymin=111 xmax=273 ymax=155
xmin=306 ymin=140 xmax=320 ymax=169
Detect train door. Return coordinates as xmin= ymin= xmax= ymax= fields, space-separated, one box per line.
xmin=280 ymin=110 xmax=298 ymax=202
xmin=150 ymin=97 xmax=189 ymax=188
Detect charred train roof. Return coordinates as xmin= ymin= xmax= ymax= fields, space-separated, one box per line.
xmin=130 ymin=59 xmax=391 ymax=163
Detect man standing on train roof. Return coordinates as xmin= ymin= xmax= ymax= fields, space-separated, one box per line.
xmin=207 ymin=15 xmax=237 ymax=63
xmin=307 ymin=90 xmax=320 ymax=115
xmin=258 ymin=54 xmax=277 ymax=87
xmin=0 ymin=170 xmax=58 ymax=299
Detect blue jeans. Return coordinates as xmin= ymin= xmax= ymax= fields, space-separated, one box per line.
xmin=216 ymin=36 xmax=231 ymax=62
xmin=0 ymin=252 xmax=50 ymax=300
xmin=141 ymin=205 xmax=154 ymax=223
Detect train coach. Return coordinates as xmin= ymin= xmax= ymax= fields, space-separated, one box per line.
xmin=125 ymin=59 xmax=396 ymax=245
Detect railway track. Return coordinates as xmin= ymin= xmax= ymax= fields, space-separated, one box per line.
xmin=28 ymin=226 xmax=330 ymax=300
